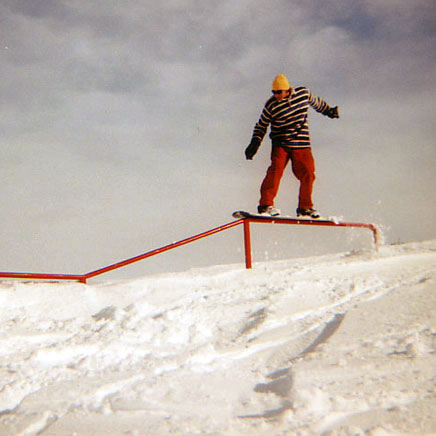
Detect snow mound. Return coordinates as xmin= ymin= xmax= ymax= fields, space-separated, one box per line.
xmin=1 ymin=240 xmax=436 ymax=435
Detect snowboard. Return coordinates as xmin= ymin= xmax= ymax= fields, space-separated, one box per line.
xmin=232 ymin=210 xmax=340 ymax=223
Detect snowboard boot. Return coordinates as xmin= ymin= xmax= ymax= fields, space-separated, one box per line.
xmin=296 ymin=208 xmax=320 ymax=219
xmin=258 ymin=205 xmax=281 ymax=216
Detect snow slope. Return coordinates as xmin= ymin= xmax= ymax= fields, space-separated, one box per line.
xmin=1 ymin=240 xmax=436 ymax=436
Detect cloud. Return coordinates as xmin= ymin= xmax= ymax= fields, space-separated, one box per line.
xmin=1 ymin=0 xmax=435 ymax=276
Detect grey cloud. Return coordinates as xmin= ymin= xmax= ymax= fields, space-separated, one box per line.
xmin=1 ymin=0 xmax=435 ymax=277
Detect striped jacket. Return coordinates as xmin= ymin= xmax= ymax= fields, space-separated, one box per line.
xmin=251 ymin=86 xmax=331 ymax=149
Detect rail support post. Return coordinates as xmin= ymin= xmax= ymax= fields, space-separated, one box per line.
xmin=243 ymin=219 xmax=252 ymax=269
xmin=370 ymin=224 xmax=380 ymax=250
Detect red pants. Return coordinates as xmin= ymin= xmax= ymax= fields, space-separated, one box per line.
xmin=259 ymin=146 xmax=316 ymax=209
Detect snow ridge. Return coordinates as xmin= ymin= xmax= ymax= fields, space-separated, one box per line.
xmin=1 ymin=240 xmax=436 ymax=435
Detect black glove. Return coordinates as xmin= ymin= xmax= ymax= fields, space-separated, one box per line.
xmin=245 ymin=138 xmax=261 ymax=160
xmin=326 ymin=106 xmax=339 ymax=119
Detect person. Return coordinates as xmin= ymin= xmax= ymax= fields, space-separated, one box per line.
xmin=245 ymin=74 xmax=339 ymax=218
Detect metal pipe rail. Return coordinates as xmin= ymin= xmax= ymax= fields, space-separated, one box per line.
xmin=238 ymin=215 xmax=379 ymax=269
xmin=0 ymin=217 xmax=379 ymax=283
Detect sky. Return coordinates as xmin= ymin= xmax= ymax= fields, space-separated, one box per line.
xmin=1 ymin=0 xmax=435 ymax=280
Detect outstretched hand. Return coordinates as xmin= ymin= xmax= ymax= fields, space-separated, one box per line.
xmin=326 ymin=106 xmax=340 ymax=119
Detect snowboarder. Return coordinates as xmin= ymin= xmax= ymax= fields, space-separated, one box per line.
xmin=245 ymin=74 xmax=339 ymax=218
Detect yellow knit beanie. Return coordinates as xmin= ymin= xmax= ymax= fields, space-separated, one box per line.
xmin=272 ymin=74 xmax=290 ymax=91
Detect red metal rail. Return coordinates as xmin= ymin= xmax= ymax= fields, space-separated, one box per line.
xmin=0 ymin=272 xmax=87 ymax=283
xmin=0 ymin=220 xmax=242 ymax=284
xmin=0 ymin=217 xmax=379 ymax=283
xmin=238 ymin=216 xmax=380 ymax=269
xmin=83 ymin=220 xmax=242 ymax=281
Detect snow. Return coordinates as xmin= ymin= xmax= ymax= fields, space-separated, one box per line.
xmin=1 ymin=240 xmax=436 ymax=435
